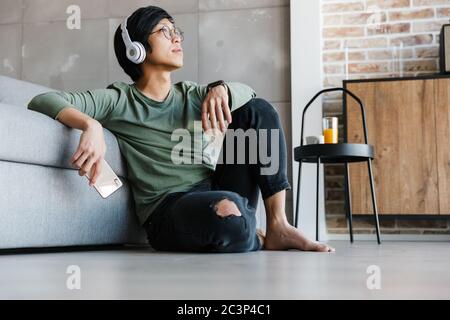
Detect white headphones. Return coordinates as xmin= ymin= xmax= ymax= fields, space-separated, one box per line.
xmin=120 ymin=16 xmax=146 ymax=64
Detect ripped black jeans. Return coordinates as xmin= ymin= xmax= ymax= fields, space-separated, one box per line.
xmin=144 ymin=98 xmax=291 ymax=253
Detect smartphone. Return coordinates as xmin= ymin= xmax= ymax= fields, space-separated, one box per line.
xmin=85 ymin=158 xmax=123 ymax=199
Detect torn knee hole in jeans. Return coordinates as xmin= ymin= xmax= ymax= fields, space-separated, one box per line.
xmin=210 ymin=197 xmax=242 ymax=218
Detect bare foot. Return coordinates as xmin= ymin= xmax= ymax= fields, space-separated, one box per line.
xmin=264 ymin=220 xmax=335 ymax=253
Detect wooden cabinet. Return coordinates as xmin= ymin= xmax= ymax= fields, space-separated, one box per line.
xmin=344 ymin=75 xmax=450 ymax=215
xmin=435 ymin=77 xmax=450 ymax=214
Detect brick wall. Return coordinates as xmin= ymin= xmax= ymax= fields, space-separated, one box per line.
xmin=321 ymin=0 xmax=450 ymax=235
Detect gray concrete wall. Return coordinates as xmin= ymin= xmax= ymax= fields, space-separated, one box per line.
xmin=0 ymin=0 xmax=293 ymax=226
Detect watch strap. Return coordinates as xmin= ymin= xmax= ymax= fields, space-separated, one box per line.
xmin=207 ymin=80 xmax=226 ymax=91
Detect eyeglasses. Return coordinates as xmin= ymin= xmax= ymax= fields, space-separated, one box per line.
xmin=150 ymin=25 xmax=184 ymax=42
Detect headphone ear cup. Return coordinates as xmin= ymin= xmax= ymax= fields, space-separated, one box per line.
xmin=126 ymin=43 xmax=139 ymax=63
xmin=125 ymin=42 xmax=145 ymax=64
xmin=133 ymin=41 xmax=146 ymax=64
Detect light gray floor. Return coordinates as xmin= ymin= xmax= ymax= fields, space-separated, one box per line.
xmin=1 ymin=241 xmax=449 ymax=299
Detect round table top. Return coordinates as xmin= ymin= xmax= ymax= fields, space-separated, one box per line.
xmin=294 ymin=143 xmax=374 ymax=163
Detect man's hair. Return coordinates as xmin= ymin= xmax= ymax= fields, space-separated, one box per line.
xmin=114 ymin=6 xmax=174 ymax=82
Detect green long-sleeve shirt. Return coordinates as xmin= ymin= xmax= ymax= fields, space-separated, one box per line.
xmin=27 ymin=81 xmax=256 ymax=225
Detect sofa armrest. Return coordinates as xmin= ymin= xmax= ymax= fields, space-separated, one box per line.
xmin=0 ymin=75 xmax=55 ymax=108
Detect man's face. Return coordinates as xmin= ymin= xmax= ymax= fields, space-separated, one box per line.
xmin=145 ymin=18 xmax=183 ymax=71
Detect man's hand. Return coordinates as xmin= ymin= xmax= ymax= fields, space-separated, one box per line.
xmin=70 ymin=119 xmax=106 ymax=186
xmin=201 ymin=84 xmax=232 ymax=132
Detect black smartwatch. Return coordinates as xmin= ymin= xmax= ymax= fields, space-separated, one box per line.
xmin=207 ymin=80 xmax=227 ymax=91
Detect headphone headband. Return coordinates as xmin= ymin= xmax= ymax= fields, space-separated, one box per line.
xmin=120 ymin=16 xmax=133 ymax=47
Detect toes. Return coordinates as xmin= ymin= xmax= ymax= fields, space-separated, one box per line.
xmin=256 ymin=229 xmax=265 ymax=248
xmin=311 ymin=243 xmax=335 ymax=253
xmin=323 ymin=245 xmax=335 ymax=253
xmin=256 ymin=228 xmax=266 ymax=237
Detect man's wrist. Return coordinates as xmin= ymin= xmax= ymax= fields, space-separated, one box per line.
xmin=207 ymin=80 xmax=226 ymax=92
xmin=83 ymin=118 xmax=99 ymax=131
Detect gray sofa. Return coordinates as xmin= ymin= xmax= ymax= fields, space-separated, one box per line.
xmin=0 ymin=76 xmax=147 ymax=250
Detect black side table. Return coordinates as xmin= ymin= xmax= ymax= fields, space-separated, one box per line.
xmin=294 ymin=88 xmax=381 ymax=244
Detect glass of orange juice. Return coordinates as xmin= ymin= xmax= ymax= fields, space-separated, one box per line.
xmin=323 ymin=117 xmax=338 ymax=144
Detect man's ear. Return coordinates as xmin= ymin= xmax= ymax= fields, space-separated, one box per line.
xmin=146 ymin=41 xmax=152 ymax=54
xmin=146 ymin=41 xmax=156 ymax=60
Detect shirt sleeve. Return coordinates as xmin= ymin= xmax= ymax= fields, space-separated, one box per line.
xmin=192 ymin=81 xmax=257 ymax=112
xmin=27 ymin=84 xmax=121 ymax=124
xmin=225 ymin=82 xmax=257 ymax=112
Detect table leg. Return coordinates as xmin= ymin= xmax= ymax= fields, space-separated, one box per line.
xmin=344 ymin=162 xmax=354 ymax=243
xmin=367 ymin=159 xmax=381 ymax=244
xmin=295 ymin=160 xmax=303 ymax=228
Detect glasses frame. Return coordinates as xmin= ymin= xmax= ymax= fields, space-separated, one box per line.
xmin=149 ymin=25 xmax=184 ymax=42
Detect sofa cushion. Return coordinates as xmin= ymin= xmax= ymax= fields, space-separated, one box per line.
xmin=0 ymin=102 xmax=128 ymax=178
xmin=0 ymin=160 xmax=146 ymax=249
